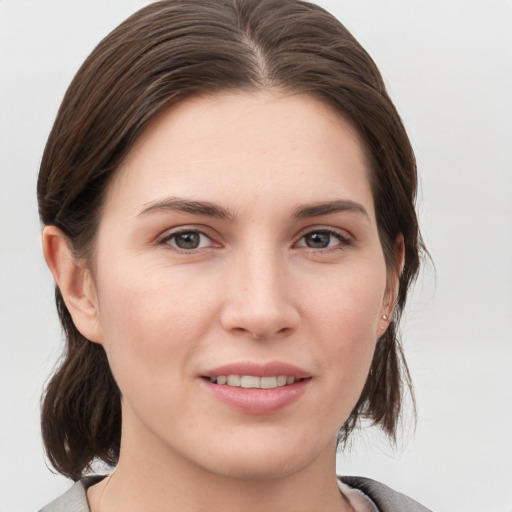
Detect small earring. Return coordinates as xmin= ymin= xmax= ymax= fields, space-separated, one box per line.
xmin=382 ymin=314 xmax=388 ymax=321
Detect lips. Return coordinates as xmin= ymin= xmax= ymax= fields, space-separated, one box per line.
xmin=202 ymin=361 xmax=311 ymax=380
xmin=200 ymin=362 xmax=312 ymax=414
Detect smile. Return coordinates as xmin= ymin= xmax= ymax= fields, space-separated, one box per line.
xmin=208 ymin=375 xmax=298 ymax=389
xmin=202 ymin=374 xmax=311 ymax=414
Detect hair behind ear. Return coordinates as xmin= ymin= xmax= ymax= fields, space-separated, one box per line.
xmin=41 ymin=289 xmax=121 ymax=481
xmin=338 ymin=322 xmax=414 ymax=445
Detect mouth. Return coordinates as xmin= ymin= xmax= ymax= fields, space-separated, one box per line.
xmin=205 ymin=375 xmax=306 ymax=389
xmin=200 ymin=362 xmax=312 ymax=414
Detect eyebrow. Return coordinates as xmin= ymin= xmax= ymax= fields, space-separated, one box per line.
xmin=138 ymin=197 xmax=235 ymax=221
xmin=292 ymin=199 xmax=369 ymax=220
xmin=138 ymin=197 xmax=368 ymax=222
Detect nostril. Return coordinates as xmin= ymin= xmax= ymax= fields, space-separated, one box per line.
xmin=229 ymin=326 xmax=294 ymax=341
xmin=220 ymin=295 xmax=300 ymax=340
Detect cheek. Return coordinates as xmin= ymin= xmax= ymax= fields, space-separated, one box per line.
xmin=303 ymin=261 xmax=386 ymax=338
xmin=300 ymin=262 xmax=386 ymax=393
xmin=94 ymin=262 xmax=219 ymax=382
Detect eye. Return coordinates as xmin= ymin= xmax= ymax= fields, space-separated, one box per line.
xmin=295 ymin=229 xmax=350 ymax=250
xmin=162 ymin=230 xmax=215 ymax=251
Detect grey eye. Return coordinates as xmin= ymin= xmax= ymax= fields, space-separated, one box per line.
xmin=303 ymin=231 xmax=333 ymax=249
xmin=166 ymin=231 xmax=211 ymax=250
xmin=174 ymin=232 xmax=201 ymax=249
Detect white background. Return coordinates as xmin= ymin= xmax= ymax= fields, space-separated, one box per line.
xmin=1 ymin=1 xmax=511 ymax=511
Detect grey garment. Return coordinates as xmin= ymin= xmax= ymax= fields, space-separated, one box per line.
xmin=341 ymin=477 xmax=433 ymax=512
xmin=39 ymin=476 xmax=102 ymax=512
xmin=39 ymin=475 xmax=433 ymax=512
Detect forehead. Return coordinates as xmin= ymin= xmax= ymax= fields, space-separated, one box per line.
xmin=106 ymin=90 xmax=375 ymax=220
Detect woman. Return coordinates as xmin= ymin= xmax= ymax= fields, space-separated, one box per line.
xmin=37 ymin=0 xmax=429 ymax=510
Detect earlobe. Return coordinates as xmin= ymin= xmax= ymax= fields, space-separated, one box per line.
xmin=42 ymin=225 xmax=103 ymax=344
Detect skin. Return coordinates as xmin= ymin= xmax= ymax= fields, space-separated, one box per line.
xmin=43 ymin=91 xmax=402 ymax=512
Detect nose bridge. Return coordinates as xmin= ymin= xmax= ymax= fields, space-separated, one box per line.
xmin=221 ymin=241 xmax=298 ymax=338
xmin=242 ymin=244 xmax=282 ymax=303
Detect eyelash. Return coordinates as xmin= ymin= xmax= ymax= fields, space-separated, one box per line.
xmin=293 ymin=229 xmax=352 ymax=252
xmin=159 ymin=229 xmax=217 ymax=253
xmin=158 ymin=227 xmax=352 ymax=253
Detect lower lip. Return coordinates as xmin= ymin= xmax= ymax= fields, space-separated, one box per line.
xmin=201 ymin=378 xmax=310 ymax=414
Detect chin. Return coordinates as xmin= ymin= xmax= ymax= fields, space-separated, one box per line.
xmin=206 ymin=453 xmax=309 ymax=482
xmin=195 ymin=432 xmax=334 ymax=482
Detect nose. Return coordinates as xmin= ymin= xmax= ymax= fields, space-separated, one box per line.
xmin=219 ymin=249 xmax=300 ymax=340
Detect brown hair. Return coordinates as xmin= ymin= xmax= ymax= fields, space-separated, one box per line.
xmin=38 ymin=0 xmax=423 ymax=481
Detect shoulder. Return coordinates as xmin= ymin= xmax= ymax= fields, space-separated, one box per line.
xmin=340 ymin=476 xmax=433 ymax=512
xmin=38 ymin=474 xmax=431 ymax=512
xmin=38 ymin=476 xmax=104 ymax=512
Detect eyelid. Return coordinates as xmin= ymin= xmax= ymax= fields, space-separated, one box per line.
xmin=157 ymin=225 xmax=222 ymax=251
xmin=293 ymin=226 xmax=353 ymax=249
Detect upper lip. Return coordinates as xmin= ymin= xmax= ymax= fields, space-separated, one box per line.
xmin=201 ymin=361 xmax=311 ymax=379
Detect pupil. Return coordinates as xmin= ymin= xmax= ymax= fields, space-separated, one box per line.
xmin=175 ymin=232 xmax=200 ymax=249
xmin=306 ymin=232 xmax=330 ymax=248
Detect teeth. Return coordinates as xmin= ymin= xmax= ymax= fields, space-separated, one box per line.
xmin=241 ymin=375 xmax=260 ymax=388
xmin=260 ymin=376 xmax=277 ymax=389
xmin=277 ymin=375 xmax=288 ymax=386
xmin=209 ymin=375 xmax=298 ymax=388
xmin=227 ymin=375 xmax=241 ymax=387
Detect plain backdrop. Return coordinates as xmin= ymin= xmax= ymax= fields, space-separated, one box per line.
xmin=1 ymin=1 xmax=511 ymax=511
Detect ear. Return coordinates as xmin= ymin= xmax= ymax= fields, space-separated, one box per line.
xmin=42 ymin=225 xmax=103 ymax=344
xmin=378 ymin=233 xmax=405 ymax=336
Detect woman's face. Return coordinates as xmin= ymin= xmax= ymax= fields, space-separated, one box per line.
xmin=85 ymin=91 xmax=397 ymax=479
